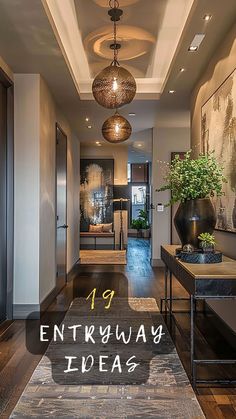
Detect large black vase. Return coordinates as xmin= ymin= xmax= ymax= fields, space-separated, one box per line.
xmin=174 ymin=198 xmax=216 ymax=248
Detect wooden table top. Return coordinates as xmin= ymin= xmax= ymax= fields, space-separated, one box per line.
xmin=161 ymin=245 xmax=236 ymax=280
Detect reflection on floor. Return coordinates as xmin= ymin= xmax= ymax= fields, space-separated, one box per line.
xmin=0 ymin=238 xmax=236 ymax=418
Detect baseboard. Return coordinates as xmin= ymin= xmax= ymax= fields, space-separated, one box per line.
xmin=13 ymin=304 xmax=40 ymax=319
xmin=41 ymin=259 xmax=80 ymax=312
xmin=151 ymin=258 xmax=164 ymax=267
xmin=40 ymin=285 xmax=61 ymax=314
xmin=67 ymin=259 xmax=80 ymax=282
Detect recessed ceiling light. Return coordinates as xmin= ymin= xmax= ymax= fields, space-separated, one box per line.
xmin=85 ymin=117 xmax=89 ymax=122
xmin=188 ymin=46 xmax=198 ymax=52
xmin=188 ymin=34 xmax=205 ymax=52
xmin=87 ymin=125 xmax=92 ymax=129
xmin=137 ymin=143 xmax=142 ymax=147
xmin=180 ymin=68 xmax=186 ymax=73
xmin=203 ymin=14 xmax=212 ymax=22
xmin=95 ymin=141 xmax=100 ymax=145
xmin=129 ymin=113 xmax=136 ymax=116
xmin=168 ymin=90 xmax=176 ymax=94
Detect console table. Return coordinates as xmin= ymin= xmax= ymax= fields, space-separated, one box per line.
xmin=161 ymin=245 xmax=236 ymax=387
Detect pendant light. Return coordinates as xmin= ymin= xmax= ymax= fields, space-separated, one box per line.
xmin=102 ymin=111 xmax=132 ymax=143
xmin=92 ymin=0 xmax=136 ymax=109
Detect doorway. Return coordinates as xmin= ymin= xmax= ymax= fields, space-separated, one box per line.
xmin=0 ymin=70 xmax=13 ymax=324
xmin=56 ymin=124 xmax=68 ymax=288
xmin=131 ymin=185 xmax=147 ymax=221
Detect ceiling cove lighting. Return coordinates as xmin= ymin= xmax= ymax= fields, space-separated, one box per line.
xmin=188 ymin=34 xmax=205 ymax=52
xmin=102 ymin=111 xmax=132 ymax=143
xmin=92 ymin=0 xmax=136 ymax=109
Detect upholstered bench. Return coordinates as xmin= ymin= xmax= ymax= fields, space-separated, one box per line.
xmin=80 ymin=231 xmax=115 ymax=250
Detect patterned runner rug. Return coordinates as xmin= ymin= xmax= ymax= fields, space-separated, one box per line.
xmin=11 ymin=298 xmax=204 ymax=418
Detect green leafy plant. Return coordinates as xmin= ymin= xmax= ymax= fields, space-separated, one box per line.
xmin=198 ymin=232 xmax=216 ymax=246
xmin=131 ymin=210 xmax=150 ymax=230
xmin=131 ymin=219 xmax=143 ymax=231
xmin=138 ymin=209 xmax=149 ymax=229
xmin=158 ymin=151 xmax=227 ymax=206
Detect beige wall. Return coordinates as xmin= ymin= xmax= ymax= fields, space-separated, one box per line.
xmin=14 ymin=75 xmax=40 ymax=307
xmin=152 ymin=118 xmax=190 ymax=264
xmin=191 ymin=23 xmax=236 ymax=258
xmin=14 ymin=74 xmax=80 ymax=316
xmin=40 ymin=78 xmax=80 ymax=302
xmin=81 ymin=144 xmax=128 ymax=185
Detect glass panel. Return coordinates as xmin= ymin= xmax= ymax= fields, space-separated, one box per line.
xmin=131 ymin=186 xmax=146 ymax=220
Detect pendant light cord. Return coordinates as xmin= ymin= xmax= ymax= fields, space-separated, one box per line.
xmin=109 ymin=0 xmax=120 ymax=66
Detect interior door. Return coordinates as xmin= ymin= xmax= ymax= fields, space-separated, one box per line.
xmin=0 ymin=83 xmax=7 ymax=322
xmin=56 ymin=124 xmax=68 ymax=287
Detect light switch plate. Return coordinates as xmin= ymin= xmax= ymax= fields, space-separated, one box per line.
xmin=157 ymin=203 xmax=164 ymax=212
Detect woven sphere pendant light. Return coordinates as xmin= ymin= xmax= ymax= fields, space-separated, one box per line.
xmin=92 ymin=63 xmax=136 ymax=109
xmin=92 ymin=0 xmax=136 ymax=109
xmin=102 ymin=111 xmax=132 ymax=143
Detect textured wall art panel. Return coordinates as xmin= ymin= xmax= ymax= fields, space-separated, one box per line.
xmin=80 ymin=159 xmax=114 ymax=231
xmin=201 ymin=69 xmax=236 ymax=233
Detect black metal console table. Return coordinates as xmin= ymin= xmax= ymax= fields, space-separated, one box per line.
xmin=161 ymin=245 xmax=236 ymax=388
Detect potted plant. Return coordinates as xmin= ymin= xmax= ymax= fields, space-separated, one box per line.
xmin=158 ymin=151 xmax=226 ymax=248
xmin=198 ymin=232 xmax=216 ymax=253
xmin=131 ymin=218 xmax=143 ymax=237
xmin=138 ymin=209 xmax=150 ymax=238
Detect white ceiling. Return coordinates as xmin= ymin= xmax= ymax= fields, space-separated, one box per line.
xmin=0 ymin=0 xmax=235 ymax=160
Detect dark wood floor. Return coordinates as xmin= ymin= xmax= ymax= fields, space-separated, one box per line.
xmin=0 ymin=238 xmax=236 ymax=418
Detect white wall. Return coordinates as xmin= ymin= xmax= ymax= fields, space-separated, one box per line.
xmin=191 ymin=23 xmax=236 ymax=259
xmin=151 ymin=120 xmax=190 ymax=264
xmin=14 ymin=74 xmax=80 ymax=316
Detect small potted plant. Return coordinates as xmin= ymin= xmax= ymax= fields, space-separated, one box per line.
xmin=198 ymin=232 xmax=216 ymax=253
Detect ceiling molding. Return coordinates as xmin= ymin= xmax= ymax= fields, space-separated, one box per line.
xmin=42 ymin=0 xmax=196 ymax=100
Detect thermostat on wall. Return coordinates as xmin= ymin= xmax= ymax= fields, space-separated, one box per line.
xmin=157 ymin=203 xmax=164 ymax=212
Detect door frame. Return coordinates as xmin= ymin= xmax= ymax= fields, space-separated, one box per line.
xmin=0 ymin=68 xmax=14 ymax=321
xmin=55 ymin=123 xmax=68 ymax=287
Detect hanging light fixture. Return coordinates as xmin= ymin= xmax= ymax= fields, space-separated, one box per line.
xmin=92 ymin=0 xmax=136 ymax=109
xmin=102 ymin=111 xmax=132 ymax=143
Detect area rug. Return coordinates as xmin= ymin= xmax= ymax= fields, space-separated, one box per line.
xmin=11 ymin=298 xmax=204 ymax=418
